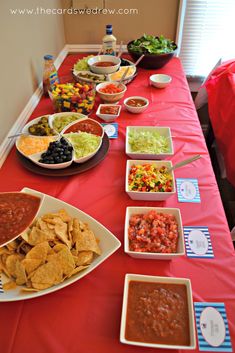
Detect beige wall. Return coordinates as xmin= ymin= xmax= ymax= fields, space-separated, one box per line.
xmin=0 ymin=0 xmax=179 ymax=144
xmin=63 ymin=0 xmax=179 ymax=44
xmin=0 ymin=0 xmax=65 ymax=143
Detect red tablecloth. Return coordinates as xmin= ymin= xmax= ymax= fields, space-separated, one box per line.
xmin=205 ymin=60 xmax=235 ymax=186
xmin=0 ymin=54 xmax=235 ymax=353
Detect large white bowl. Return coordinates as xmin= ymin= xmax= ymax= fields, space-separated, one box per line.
xmin=88 ymin=55 xmax=121 ymax=74
xmin=96 ymin=82 xmax=127 ymax=104
xmin=126 ymin=126 xmax=174 ymax=160
xmin=0 ymin=188 xmax=121 ymax=302
xmin=125 ymin=159 xmax=176 ymax=201
xmin=120 ymin=274 xmax=196 ymax=350
xmin=124 ymin=206 xmax=185 ymax=260
xmin=150 ymin=74 xmax=172 ymax=88
xmin=124 ymin=96 xmax=149 ymax=114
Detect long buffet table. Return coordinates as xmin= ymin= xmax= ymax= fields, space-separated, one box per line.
xmin=0 ymin=54 xmax=235 ymax=353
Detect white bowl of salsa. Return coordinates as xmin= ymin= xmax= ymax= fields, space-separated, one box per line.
xmin=88 ymin=55 xmax=121 ymax=74
xmin=120 ymin=274 xmax=196 ymax=350
xmin=124 ymin=96 xmax=149 ymax=114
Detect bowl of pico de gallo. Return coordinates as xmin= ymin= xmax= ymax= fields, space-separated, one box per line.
xmin=124 ymin=206 xmax=185 ymax=260
xmin=96 ymin=82 xmax=127 ymax=103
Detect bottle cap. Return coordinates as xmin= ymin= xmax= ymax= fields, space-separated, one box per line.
xmin=44 ymin=55 xmax=54 ymax=60
xmin=106 ymin=24 xmax=113 ymax=34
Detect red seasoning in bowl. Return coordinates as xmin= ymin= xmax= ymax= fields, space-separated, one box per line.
xmin=100 ymin=105 xmax=120 ymax=115
xmin=93 ymin=61 xmax=115 ymax=67
xmin=99 ymin=84 xmax=123 ymax=94
xmin=126 ymin=98 xmax=147 ymax=107
xmin=125 ymin=281 xmax=190 ymax=346
xmin=64 ymin=119 xmax=103 ymax=136
xmin=128 ymin=211 xmax=179 ymax=253
xmin=0 ymin=193 xmax=41 ymax=246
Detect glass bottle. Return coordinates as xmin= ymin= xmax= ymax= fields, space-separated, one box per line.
xmin=102 ymin=25 xmax=116 ymax=56
xmin=43 ymin=55 xmax=59 ymax=96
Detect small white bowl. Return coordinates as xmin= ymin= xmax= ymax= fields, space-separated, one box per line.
xmin=88 ymin=55 xmax=121 ymax=74
xmin=125 ymin=159 xmax=175 ymax=201
xmin=96 ymin=104 xmax=121 ymax=122
xmin=124 ymin=206 xmax=185 ymax=260
xmin=150 ymin=74 xmax=172 ymax=88
xmin=126 ymin=126 xmax=174 ymax=160
xmin=120 ymin=274 xmax=196 ymax=350
xmin=96 ymin=82 xmax=127 ymax=104
xmin=124 ymin=96 xmax=149 ymax=114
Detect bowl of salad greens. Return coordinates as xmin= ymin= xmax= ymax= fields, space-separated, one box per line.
xmin=127 ymin=34 xmax=177 ymax=69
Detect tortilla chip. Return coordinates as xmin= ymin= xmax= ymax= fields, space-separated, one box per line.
xmin=26 ymin=241 xmax=50 ymax=263
xmin=3 ymin=280 xmax=17 ymax=291
xmin=54 ymin=221 xmax=71 ymax=248
xmin=51 ymin=247 xmax=75 ymax=276
xmin=15 ymin=260 xmax=27 ymax=285
xmin=28 ymin=227 xmax=55 ymax=246
xmin=66 ymin=265 xmax=89 ymax=279
xmin=75 ymin=251 xmax=93 ymax=266
xmin=74 ymin=228 xmax=101 ymax=255
xmin=21 ymin=258 xmax=42 ymax=275
xmin=5 ymin=254 xmax=23 ymax=277
xmin=31 ymin=261 xmax=63 ymax=290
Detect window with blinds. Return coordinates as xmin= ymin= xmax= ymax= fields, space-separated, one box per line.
xmin=177 ymin=0 xmax=235 ymax=78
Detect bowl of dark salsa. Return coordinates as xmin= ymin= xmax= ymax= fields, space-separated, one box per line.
xmin=120 ymin=274 xmax=196 ymax=350
xmin=88 ymin=55 xmax=121 ymax=74
xmin=124 ymin=96 xmax=149 ymax=114
xmin=62 ymin=118 xmax=104 ymax=137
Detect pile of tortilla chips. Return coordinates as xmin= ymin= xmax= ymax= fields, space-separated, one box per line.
xmin=0 ymin=209 xmax=101 ymax=292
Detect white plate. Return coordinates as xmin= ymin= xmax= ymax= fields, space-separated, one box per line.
xmin=120 ymin=274 xmax=196 ymax=350
xmin=126 ymin=126 xmax=174 ymax=160
xmin=124 ymin=207 xmax=185 ymax=259
xmin=0 ymin=188 xmax=121 ymax=301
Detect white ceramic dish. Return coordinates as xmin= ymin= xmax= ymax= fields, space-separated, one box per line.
xmin=126 ymin=126 xmax=174 ymax=160
xmin=15 ymin=135 xmax=58 ymax=160
xmin=49 ymin=112 xmax=87 ymax=134
xmin=124 ymin=206 xmax=185 ymax=259
xmin=96 ymin=82 xmax=127 ymax=104
xmin=120 ymin=274 xmax=196 ymax=350
xmin=0 ymin=188 xmax=121 ymax=302
xmin=72 ymin=70 xmax=106 ymax=84
xmin=21 ymin=115 xmax=55 ymax=135
xmin=123 ymin=96 xmax=149 ymax=114
xmin=125 ymin=159 xmax=176 ymax=201
xmin=150 ymin=74 xmax=172 ymax=88
xmin=96 ymin=104 xmax=121 ymax=122
xmin=88 ymin=55 xmax=121 ymax=74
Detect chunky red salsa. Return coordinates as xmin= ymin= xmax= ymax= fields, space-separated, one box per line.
xmin=128 ymin=211 xmax=179 ymax=253
xmin=125 ymin=281 xmax=190 ymax=346
xmin=100 ymin=106 xmax=120 ymax=115
xmin=64 ymin=120 xmax=103 ymax=136
xmin=0 ymin=192 xmax=41 ymax=246
xmin=93 ymin=61 xmax=115 ymax=67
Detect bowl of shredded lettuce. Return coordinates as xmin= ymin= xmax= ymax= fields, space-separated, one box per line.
xmin=126 ymin=126 xmax=174 ymax=160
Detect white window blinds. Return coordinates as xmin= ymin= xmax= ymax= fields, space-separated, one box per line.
xmin=177 ymin=0 xmax=235 ymax=77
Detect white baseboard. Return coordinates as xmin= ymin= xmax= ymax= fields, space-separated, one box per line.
xmin=0 ymin=43 xmax=127 ymax=168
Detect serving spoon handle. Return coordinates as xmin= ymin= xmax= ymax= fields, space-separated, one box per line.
xmin=168 ymin=154 xmax=201 ymax=173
